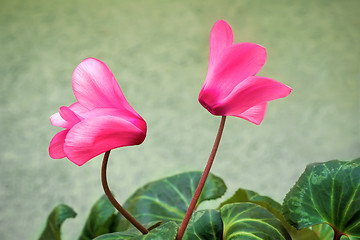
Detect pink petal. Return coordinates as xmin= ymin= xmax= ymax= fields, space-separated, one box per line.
xmin=68 ymin=102 xmax=89 ymax=115
xmin=59 ymin=106 xmax=83 ymax=126
xmin=72 ymin=58 xmax=137 ymax=115
xmin=50 ymin=102 xmax=88 ymax=128
xmin=81 ymin=107 xmax=146 ymax=131
xmin=49 ymin=129 xmax=69 ymax=159
xmin=50 ymin=112 xmax=68 ymax=128
xmin=212 ymin=76 xmax=292 ymax=116
xmin=235 ymin=103 xmax=267 ymax=125
xmin=201 ymin=42 xmax=267 ymax=103
xmin=209 ymin=20 xmax=234 ymax=67
xmin=64 ymin=116 xmax=146 ymax=166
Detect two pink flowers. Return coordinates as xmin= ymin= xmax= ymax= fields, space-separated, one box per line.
xmin=49 ymin=20 xmax=292 ymax=165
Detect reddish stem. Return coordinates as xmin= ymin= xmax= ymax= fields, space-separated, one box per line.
xmin=101 ymin=150 xmax=149 ymax=235
xmin=176 ymin=116 xmax=226 ymax=240
xmin=331 ymin=226 xmax=344 ymax=240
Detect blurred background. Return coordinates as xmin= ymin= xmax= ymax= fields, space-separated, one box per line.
xmin=0 ymin=0 xmax=359 ymax=239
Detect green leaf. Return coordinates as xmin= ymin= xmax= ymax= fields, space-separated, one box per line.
xmin=312 ymin=224 xmax=360 ymax=240
xmin=283 ymin=158 xmax=360 ymax=237
xmin=349 ymin=236 xmax=360 ymax=240
xmin=220 ymin=188 xmax=320 ymax=240
xmin=312 ymin=224 xmax=335 ymax=239
xmin=183 ymin=209 xmax=223 ymax=240
xmin=221 ymin=202 xmax=291 ymax=240
xmin=93 ymin=222 xmax=162 ymax=240
xmin=94 ymin=221 xmax=178 ymax=240
xmin=95 ymin=232 xmax=135 ymax=240
xmin=38 ymin=204 xmax=77 ymax=240
xmin=219 ymin=188 xmax=282 ymax=216
xmin=79 ymin=195 xmax=117 ymax=240
xmin=116 ymin=171 xmax=226 ymax=231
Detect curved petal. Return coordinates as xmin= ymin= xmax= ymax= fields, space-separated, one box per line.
xmin=50 ymin=112 xmax=69 ymax=128
xmin=81 ymin=107 xmax=146 ymax=131
xmin=201 ymin=42 xmax=267 ymax=103
xmin=64 ymin=116 xmax=147 ymax=166
xmin=68 ymin=102 xmax=89 ymax=115
xmin=235 ymin=103 xmax=267 ymax=125
xmin=50 ymin=102 xmax=88 ymax=128
xmin=72 ymin=58 xmax=137 ymax=115
xmin=212 ymin=76 xmax=292 ymax=116
xmin=49 ymin=129 xmax=69 ymax=159
xmin=209 ymin=20 xmax=234 ymax=67
xmin=59 ymin=106 xmax=83 ymax=127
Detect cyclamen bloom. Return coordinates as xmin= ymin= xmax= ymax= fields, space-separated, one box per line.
xmin=199 ymin=20 xmax=292 ymax=125
xmin=49 ymin=58 xmax=146 ymax=166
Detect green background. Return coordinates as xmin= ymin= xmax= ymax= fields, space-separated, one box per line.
xmin=0 ymin=0 xmax=359 ymax=239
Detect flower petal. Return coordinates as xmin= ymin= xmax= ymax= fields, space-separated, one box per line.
xmin=212 ymin=76 xmax=292 ymax=116
xmin=72 ymin=58 xmax=137 ymax=114
xmin=59 ymin=106 xmax=83 ymax=126
xmin=50 ymin=102 xmax=88 ymax=128
xmin=209 ymin=20 xmax=234 ymax=67
xmin=68 ymin=102 xmax=89 ymax=115
xmin=81 ymin=107 xmax=146 ymax=131
xmin=236 ymin=103 xmax=267 ymax=125
xmin=64 ymin=116 xmax=146 ymax=166
xmin=49 ymin=129 xmax=69 ymax=159
xmin=50 ymin=112 xmax=68 ymax=128
xmin=201 ymin=42 xmax=267 ymax=103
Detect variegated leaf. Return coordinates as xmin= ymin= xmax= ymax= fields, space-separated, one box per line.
xmin=283 ymin=158 xmax=360 ymax=238
xmin=116 ymin=171 xmax=226 ymax=231
xmin=221 ymin=202 xmax=291 ymax=240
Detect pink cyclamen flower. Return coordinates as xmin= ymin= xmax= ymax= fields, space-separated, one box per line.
xmin=49 ymin=58 xmax=146 ymax=166
xmin=199 ymin=20 xmax=292 ymax=125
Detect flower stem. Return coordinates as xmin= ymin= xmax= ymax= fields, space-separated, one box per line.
xmin=101 ymin=150 xmax=149 ymax=235
xmin=176 ymin=116 xmax=226 ymax=240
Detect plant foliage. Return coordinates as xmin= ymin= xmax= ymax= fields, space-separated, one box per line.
xmin=283 ymin=158 xmax=360 ymax=238
xmin=38 ymin=157 xmax=360 ymax=239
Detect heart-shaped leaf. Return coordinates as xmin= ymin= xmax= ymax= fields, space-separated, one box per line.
xmin=183 ymin=209 xmax=222 ymax=240
xmin=283 ymin=158 xmax=360 ymax=238
xmin=220 ymin=188 xmax=320 ymax=239
xmin=220 ymin=202 xmax=291 ymax=240
xmin=38 ymin=204 xmax=77 ymax=240
xmin=116 ymin=171 xmax=226 ymax=231
xmin=94 ymin=221 xmax=178 ymax=240
xmin=79 ymin=195 xmax=117 ymax=240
